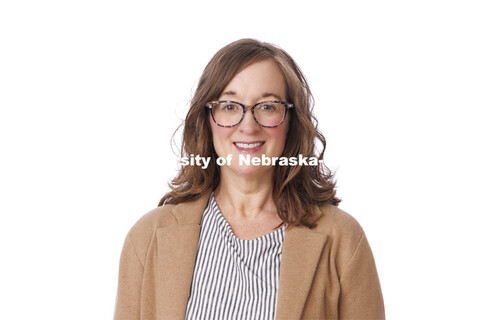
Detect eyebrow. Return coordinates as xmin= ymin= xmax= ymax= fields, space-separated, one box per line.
xmin=221 ymin=90 xmax=284 ymax=101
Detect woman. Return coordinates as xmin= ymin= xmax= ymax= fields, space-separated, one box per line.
xmin=114 ymin=39 xmax=385 ymax=320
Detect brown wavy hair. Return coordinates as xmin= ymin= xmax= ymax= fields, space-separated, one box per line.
xmin=159 ymin=39 xmax=340 ymax=228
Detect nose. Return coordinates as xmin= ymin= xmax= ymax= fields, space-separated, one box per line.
xmin=238 ymin=108 xmax=260 ymax=133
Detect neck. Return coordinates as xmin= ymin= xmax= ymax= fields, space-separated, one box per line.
xmin=214 ymin=168 xmax=278 ymax=219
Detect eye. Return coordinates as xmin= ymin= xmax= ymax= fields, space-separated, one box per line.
xmin=224 ymin=104 xmax=236 ymax=111
xmin=218 ymin=102 xmax=241 ymax=112
xmin=259 ymin=103 xmax=278 ymax=112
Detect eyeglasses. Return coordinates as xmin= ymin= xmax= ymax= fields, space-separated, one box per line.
xmin=205 ymin=100 xmax=294 ymax=128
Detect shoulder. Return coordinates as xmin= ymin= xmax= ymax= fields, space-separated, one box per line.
xmin=122 ymin=192 xmax=211 ymax=265
xmin=314 ymin=203 xmax=365 ymax=240
xmin=129 ymin=204 xmax=178 ymax=235
xmin=125 ymin=204 xmax=179 ymax=265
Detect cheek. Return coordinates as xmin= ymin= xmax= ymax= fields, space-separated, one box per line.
xmin=211 ymin=127 xmax=230 ymax=141
xmin=210 ymin=123 xmax=232 ymax=155
xmin=268 ymin=126 xmax=289 ymax=153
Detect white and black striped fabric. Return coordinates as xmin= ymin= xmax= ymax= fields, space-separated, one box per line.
xmin=185 ymin=193 xmax=286 ymax=320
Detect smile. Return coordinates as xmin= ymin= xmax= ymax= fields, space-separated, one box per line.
xmin=234 ymin=142 xmax=265 ymax=149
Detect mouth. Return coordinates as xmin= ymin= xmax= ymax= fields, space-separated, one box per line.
xmin=233 ymin=141 xmax=265 ymax=152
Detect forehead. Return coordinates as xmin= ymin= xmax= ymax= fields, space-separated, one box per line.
xmin=221 ymin=59 xmax=287 ymax=101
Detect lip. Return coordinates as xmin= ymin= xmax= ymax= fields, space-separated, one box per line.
xmin=233 ymin=141 xmax=265 ymax=153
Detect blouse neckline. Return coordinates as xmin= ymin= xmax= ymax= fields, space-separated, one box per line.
xmin=209 ymin=192 xmax=286 ymax=242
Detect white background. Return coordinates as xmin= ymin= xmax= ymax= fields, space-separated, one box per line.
xmin=1 ymin=0 xmax=479 ymax=319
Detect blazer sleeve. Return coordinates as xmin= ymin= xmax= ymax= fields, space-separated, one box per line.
xmin=338 ymin=232 xmax=385 ymax=319
xmin=113 ymin=232 xmax=144 ymax=320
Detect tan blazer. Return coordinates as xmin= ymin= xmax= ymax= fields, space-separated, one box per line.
xmin=114 ymin=192 xmax=385 ymax=320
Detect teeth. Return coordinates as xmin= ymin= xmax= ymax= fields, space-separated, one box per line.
xmin=235 ymin=142 xmax=263 ymax=149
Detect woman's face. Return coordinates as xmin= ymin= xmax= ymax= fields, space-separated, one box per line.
xmin=210 ymin=58 xmax=289 ymax=178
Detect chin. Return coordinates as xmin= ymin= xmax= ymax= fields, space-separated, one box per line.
xmin=225 ymin=163 xmax=274 ymax=179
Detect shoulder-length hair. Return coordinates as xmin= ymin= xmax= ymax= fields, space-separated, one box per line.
xmin=159 ymin=39 xmax=340 ymax=228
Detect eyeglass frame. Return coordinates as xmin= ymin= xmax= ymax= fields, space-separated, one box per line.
xmin=205 ymin=100 xmax=294 ymax=128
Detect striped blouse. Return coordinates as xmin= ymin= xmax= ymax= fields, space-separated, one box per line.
xmin=185 ymin=193 xmax=286 ymax=320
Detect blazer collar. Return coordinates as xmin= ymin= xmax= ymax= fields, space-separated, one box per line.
xmin=156 ymin=191 xmax=327 ymax=319
xmin=170 ymin=192 xmax=210 ymax=225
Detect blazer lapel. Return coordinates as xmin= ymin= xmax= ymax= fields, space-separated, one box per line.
xmin=275 ymin=224 xmax=328 ymax=320
xmin=155 ymin=193 xmax=210 ymax=319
